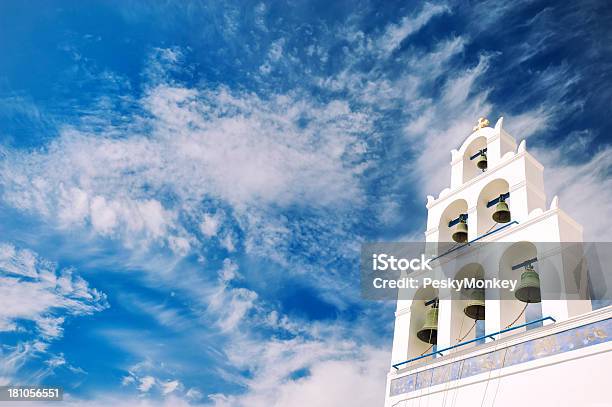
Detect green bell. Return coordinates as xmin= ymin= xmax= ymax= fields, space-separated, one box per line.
xmin=476 ymin=152 xmax=487 ymax=170
xmin=492 ymin=199 xmax=511 ymax=223
xmin=416 ymin=307 xmax=438 ymax=344
xmin=463 ymin=288 xmax=485 ymax=320
xmin=451 ymin=219 xmax=468 ymax=243
xmin=515 ymin=265 xmax=541 ymax=303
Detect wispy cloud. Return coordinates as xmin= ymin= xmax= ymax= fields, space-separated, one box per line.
xmin=378 ymin=3 xmax=450 ymax=56
xmin=0 ymin=82 xmax=372 ymax=259
xmin=535 ymin=144 xmax=612 ymax=241
xmin=0 ymin=243 xmax=107 ymax=338
xmin=0 ymin=242 xmax=107 ymax=385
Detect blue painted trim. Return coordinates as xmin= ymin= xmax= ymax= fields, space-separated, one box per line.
xmin=392 ymin=316 xmax=556 ymax=370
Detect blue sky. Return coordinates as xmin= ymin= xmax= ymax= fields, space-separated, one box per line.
xmin=0 ymin=1 xmax=611 ymax=406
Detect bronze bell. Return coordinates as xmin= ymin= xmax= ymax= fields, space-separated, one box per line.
xmin=463 ymin=288 xmax=485 ymax=320
xmin=515 ymin=265 xmax=541 ymax=303
xmin=476 ymin=152 xmax=487 ymax=170
xmin=451 ymin=219 xmax=468 ymax=243
xmin=416 ymin=307 xmax=438 ymax=344
xmin=492 ymin=199 xmax=511 ymax=223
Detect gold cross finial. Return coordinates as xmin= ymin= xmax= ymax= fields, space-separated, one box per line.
xmin=473 ymin=117 xmax=490 ymax=131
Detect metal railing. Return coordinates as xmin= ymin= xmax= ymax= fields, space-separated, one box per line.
xmin=392 ymin=316 xmax=556 ymax=370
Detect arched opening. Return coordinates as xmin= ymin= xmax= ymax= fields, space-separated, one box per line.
xmin=476 ymin=178 xmax=510 ymax=237
xmin=437 ymin=199 xmax=468 ymax=255
xmin=499 ymin=242 xmax=543 ymax=336
xmin=408 ymin=286 xmax=439 ymax=363
xmin=462 ymin=136 xmax=487 ymax=183
xmin=449 ymin=263 xmax=485 ymax=351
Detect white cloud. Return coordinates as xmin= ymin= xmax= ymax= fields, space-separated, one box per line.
xmin=268 ymin=38 xmax=285 ymax=62
xmin=138 ymin=376 xmax=156 ymax=393
xmin=218 ymin=258 xmax=238 ymax=283
xmin=208 ymin=329 xmax=389 ymax=407
xmin=0 ymin=242 xmax=107 ymax=387
xmin=207 ymin=260 xmax=258 ymax=332
xmin=200 ymin=213 xmax=221 ymax=237
xmin=118 ymin=358 xmax=189 ymax=400
xmin=401 ymin=56 xmax=494 ymax=196
xmin=105 ymin=255 xmax=391 ymax=407
xmin=220 ymin=234 xmax=235 ymax=252
xmin=90 ymin=195 xmax=119 ymax=234
xmin=0 ymin=83 xmax=372 ymax=257
xmin=535 ymin=145 xmax=612 ymax=241
xmin=174 ymin=258 xmax=392 ymax=407
xmin=185 ymin=387 xmax=203 ymax=401
xmin=161 ymin=380 xmax=181 ymax=395
xmin=58 ymin=186 xmax=90 ymax=225
xmin=0 ymin=243 xmax=107 ymax=338
xmin=122 ymin=375 xmax=136 ymax=386
xmin=0 ymin=243 xmax=38 ymax=277
xmin=504 ymin=106 xmax=551 ymax=140
xmin=168 ymin=236 xmax=191 ymax=256
xmin=379 ymin=3 xmax=450 ymax=55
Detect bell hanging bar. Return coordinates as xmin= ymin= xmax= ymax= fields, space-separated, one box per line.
xmin=469 ymin=148 xmax=488 ymax=160
xmin=448 ymin=214 xmax=468 ymax=228
xmin=424 ymin=297 xmax=439 ymax=307
xmin=486 ymin=192 xmax=510 ymax=208
xmin=511 ymin=257 xmax=538 ymax=270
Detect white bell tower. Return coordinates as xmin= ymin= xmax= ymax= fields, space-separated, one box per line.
xmin=384 ymin=118 xmax=611 ymax=407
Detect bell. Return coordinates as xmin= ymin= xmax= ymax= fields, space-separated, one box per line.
xmin=515 ymin=266 xmax=541 ymax=303
xmin=416 ymin=307 xmax=438 ymax=344
xmin=492 ymin=200 xmax=511 ymax=223
xmin=463 ymin=288 xmax=485 ymax=320
xmin=476 ymin=152 xmax=487 ymax=170
xmin=452 ymin=219 xmax=468 ymax=243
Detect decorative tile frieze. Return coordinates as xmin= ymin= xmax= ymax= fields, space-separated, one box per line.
xmin=390 ymin=318 xmax=611 ymax=397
